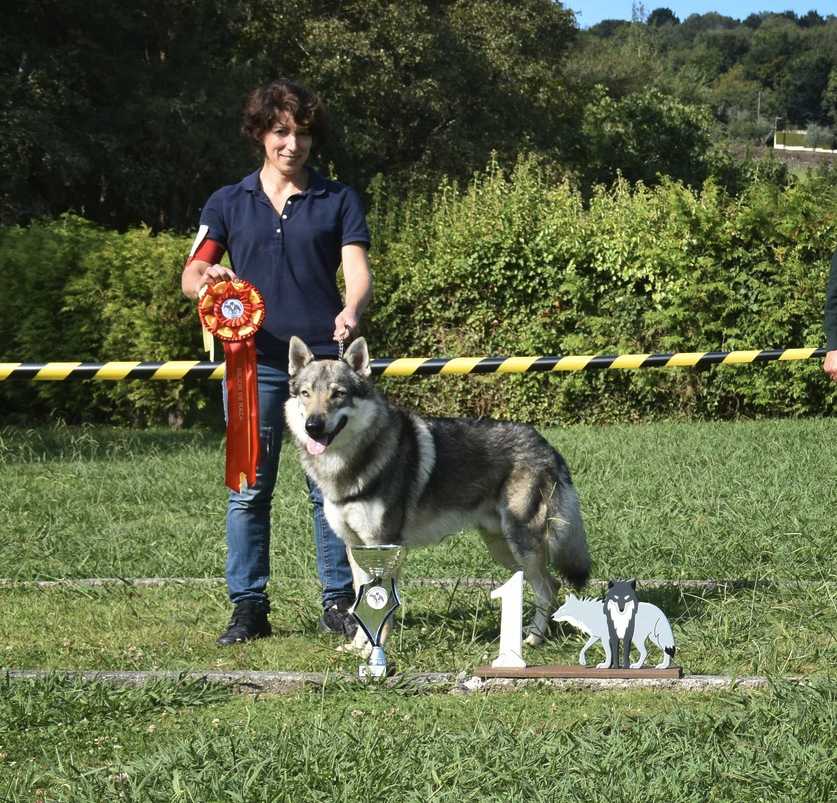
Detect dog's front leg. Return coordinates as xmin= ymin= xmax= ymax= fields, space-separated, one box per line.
xmin=341 ymin=547 xmax=373 ymax=657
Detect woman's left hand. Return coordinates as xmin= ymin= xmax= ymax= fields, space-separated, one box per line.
xmin=333 ymin=308 xmax=359 ymax=343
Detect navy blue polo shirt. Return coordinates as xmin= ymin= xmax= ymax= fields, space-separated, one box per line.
xmin=198 ymin=167 xmax=370 ymax=366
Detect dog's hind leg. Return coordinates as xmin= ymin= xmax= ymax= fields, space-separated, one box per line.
xmin=497 ymin=511 xmax=556 ymax=647
xmin=520 ymin=553 xmax=556 ymax=647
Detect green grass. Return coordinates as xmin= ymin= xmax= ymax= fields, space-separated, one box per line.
xmin=0 ymin=581 xmax=834 ymax=678
xmin=1 ymin=676 xmax=834 ymax=801
xmin=1 ymin=421 xmax=836 ymax=800
xmin=1 ymin=418 xmax=835 ymax=582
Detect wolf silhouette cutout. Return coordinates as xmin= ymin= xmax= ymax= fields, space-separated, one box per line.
xmin=553 ymin=587 xmax=676 ymax=669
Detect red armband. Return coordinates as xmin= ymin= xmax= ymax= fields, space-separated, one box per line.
xmin=185 ymin=226 xmax=226 ymax=267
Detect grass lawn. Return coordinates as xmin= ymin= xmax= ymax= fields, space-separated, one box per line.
xmin=2 ymin=418 xmax=835 ymax=582
xmin=1 ymin=420 xmax=835 ymax=800
xmin=1 ymin=676 xmax=834 ymax=801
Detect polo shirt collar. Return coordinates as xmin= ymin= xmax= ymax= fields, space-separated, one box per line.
xmin=241 ymin=166 xmax=327 ymax=196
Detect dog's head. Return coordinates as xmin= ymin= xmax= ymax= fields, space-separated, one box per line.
xmin=286 ymin=336 xmax=373 ymax=456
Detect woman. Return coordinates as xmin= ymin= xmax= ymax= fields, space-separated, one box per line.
xmin=181 ymin=79 xmax=372 ymax=645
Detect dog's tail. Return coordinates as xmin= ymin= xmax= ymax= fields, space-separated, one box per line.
xmin=546 ymin=483 xmax=591 ymax=590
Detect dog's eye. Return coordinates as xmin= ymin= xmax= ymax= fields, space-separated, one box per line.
xmin=331 ymin=388 xmax=346 ymax=399
xmin=300 ymin=389 xmax=311 ymax=399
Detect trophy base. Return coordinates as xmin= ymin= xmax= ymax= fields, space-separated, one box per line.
xmin=358 ymin=663 xmax=389 ymax=680
xmin=358 ymin=645 xmax=391 ymax=679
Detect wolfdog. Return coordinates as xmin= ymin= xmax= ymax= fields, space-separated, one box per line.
xmin=285 ymin=336 xmax=591 ymax=653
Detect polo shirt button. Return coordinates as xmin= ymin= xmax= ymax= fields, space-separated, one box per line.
xmin=276 ymin=228 xmax=281 ymax=233
xmin=282 ymin=214 xmax=287 ymax=219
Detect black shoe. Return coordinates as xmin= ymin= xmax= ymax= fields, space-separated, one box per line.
xmin=216 ymin=600 xmax=272 ymax=646
xmin=319 ymin=599 xmax=359 ymax=638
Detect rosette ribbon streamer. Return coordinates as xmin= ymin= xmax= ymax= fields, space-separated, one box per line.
xmin=198 ymin=279 xmax=265 ymax=492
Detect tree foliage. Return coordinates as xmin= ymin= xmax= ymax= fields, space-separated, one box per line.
xmin=579 ymin=9 xmax=837 ymax=139
xmin=0 ymin=0 xmax=577 ymax=230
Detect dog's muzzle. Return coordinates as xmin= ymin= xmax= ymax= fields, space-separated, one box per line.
xmin=304 ymin=415 xmax=347 ymax=455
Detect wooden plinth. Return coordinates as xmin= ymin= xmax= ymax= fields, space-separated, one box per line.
xmin=474 ymin=665 xmax=684 ymax=679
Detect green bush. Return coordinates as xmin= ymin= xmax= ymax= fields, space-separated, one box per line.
xmin=366 ymin=156 xmax=837 ymax=423
xmin=0 ymin=215 xmax=216 ymax=425
xmin=2 ymin=158 xmax=836 ymax=426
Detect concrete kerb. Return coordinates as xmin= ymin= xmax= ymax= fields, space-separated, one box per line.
xmin=2 ymin=668 xmax=798 ymax=695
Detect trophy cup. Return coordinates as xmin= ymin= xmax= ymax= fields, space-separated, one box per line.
xmin=349 ymin=544 xmax=404 ymax=679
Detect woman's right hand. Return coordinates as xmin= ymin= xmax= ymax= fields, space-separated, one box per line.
xmin=194 ymin=263 xmax=237 ymax=298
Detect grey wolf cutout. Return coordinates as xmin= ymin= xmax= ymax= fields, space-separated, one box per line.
xmin=553 ymin=591 xmax=676 ymax=669
xmin=285 ymin=336 xmax=591 ymax=654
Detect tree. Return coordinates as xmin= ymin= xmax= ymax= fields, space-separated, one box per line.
xmin=0 ymin=0 xmax=580 ymax=230
xmin=580 ymin=87 xmax=714 ymax=188
xmin=588 ymin=19 xmax=630 ymax=38
xmin=647 ymin=7 xmax=679 ymax=28
xmin=743 ymin=13 xmax=765 ymax=30
xmin=0 ymin=0 xmax=254 ymax=229
xmin=823 ymin=67 xmax=837 ymax=125
xmin=800 ymin=10 xmax=825 ymax=28
xmin=742 ymin=17 xmax=803 ymax=88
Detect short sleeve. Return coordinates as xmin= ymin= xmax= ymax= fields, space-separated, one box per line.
xmin=198 ymin=190 xmax=229 ymax=251
xmin=339 ymin=187 xmax=371 ymax=249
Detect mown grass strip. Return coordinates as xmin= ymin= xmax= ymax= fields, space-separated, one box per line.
xmin=1 ymin=675 xmax=834 ymax=801
xmin=2 ymin=419 xmax=835 ymax=583
xmin=0 ymin=582 xmax=833 ymax=678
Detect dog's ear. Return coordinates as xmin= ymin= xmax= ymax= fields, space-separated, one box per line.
xmin=607 ymin=580 xmax=614 ymax=589
xmin=343 ymin=337 xmax=370 ymax=377
xmin=628 ymin=579 xmax=637 ymax=590
xmin=288 ymin=336 xmax=314 ymax=377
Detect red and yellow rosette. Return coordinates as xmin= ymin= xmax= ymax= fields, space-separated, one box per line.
xmin=198 ymin=279 xmax=265 ymax=492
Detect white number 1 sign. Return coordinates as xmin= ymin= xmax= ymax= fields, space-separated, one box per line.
xmin=490 ymin=571 xmax=526 ymax=668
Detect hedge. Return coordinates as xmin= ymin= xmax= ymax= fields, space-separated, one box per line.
xmin=2 ymin=157 xmax=836 ymax=426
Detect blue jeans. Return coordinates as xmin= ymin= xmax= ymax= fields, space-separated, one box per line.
xmin=223 ymin=360 xmax=354 ymax=608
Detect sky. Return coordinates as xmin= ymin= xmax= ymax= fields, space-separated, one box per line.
xmin=567 ymin=0 xmax=837 ymax=27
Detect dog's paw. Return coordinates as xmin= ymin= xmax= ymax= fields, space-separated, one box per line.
xmin=523 ymin=632 xmax=545 ymax=647
xmin=596 ymin=661 xmax=610 ymax=669
xmin=629 ymin=661 xmax=644 ymax=669
xmin=336 ymin=641 xmax=364 ymax=654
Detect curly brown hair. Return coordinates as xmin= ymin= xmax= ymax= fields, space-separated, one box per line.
xmin=241 ymin=79 xmax=328 ymax=148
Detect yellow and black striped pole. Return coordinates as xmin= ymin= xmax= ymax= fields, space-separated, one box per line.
xmin=0 ymin=348 xmax=827 ymax=381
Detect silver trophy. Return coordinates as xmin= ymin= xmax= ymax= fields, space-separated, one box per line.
xmin=349 ymin=544 xmax=404 ymax=679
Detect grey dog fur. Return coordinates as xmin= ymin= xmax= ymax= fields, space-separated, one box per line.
xmin=284 ymin=336 xmax=591 ymax=645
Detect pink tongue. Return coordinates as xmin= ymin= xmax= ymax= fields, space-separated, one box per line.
xmin=306 ymin=437 xmax=327 ymax=456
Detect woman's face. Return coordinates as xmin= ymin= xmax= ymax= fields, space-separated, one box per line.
xmin=261 ymin=111 xmax=312 ymax=178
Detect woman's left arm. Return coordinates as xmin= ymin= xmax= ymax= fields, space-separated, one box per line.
xmin=334 ymin=244 xmax=373 ymax=342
